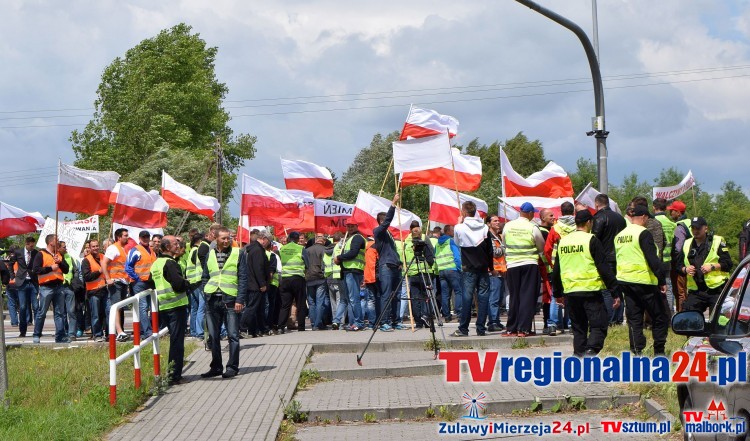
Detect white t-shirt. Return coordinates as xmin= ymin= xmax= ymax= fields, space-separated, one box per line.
xmin=104 ymin=244 xmax=121 ymax=261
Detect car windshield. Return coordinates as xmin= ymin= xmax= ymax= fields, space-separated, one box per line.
xmin=712 ymin=264 xmax=750 ymax=336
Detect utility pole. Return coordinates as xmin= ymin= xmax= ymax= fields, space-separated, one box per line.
xmin=215 ymin=136 xmax=223 ymax=226
xmin=0 ymin=284 xmax=8 ymax=408
xmin=515 ymin=0 xmax=609 ymax=193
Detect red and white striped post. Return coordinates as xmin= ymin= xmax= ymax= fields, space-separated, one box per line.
xmin=132 ymin=303 xmax=141 ymax=390
xmin=150 ymin=293 xmax=161 ymax=378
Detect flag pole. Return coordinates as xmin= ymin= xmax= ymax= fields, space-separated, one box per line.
xmin=394 ymin=172 xmax=415 ymax=332
xmin=499 ymin=148 xmax=506 ymax=198
xmin=447 ymin=140 xmax=462 ymax=212
xmin=381 ymin=104 xmax=413 ymax=197
xmin=691 ymin=186 xmax=698 ymax=216
xmin=54 ymin=160 xmax=61 ymax=255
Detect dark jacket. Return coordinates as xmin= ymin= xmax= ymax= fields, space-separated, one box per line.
xmin=243 ymin=240 xmax=269 ymax=294
xmin=32 ymin=249 xmax=70 ymax=287
xmin=592 ymin=207 xmax=626 ymax=262
xmin=373 ymin=205 xmax=401 ymax=267
xmin=148 ymin=254 xmax=189 ymax=297
xmin=0 ymin=260 xmax=9 ymax=286
xmin=9 ymin=247 xmax=38 ymax=288
xmin=551 ymin=233 xmax=617 ymax=298
xmin=460 ymin=231 xmax=493 ymax=274
xmin=303 ymin=243 xmax=327 ymax=283
xmin=675 ymin=234 xmax=733 ymax=293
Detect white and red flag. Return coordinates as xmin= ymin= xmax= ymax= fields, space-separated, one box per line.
xmin=350 ymin=190 xmax=421 ymax=239
xmin=498 ymin=196 xmax=575 ymax=220
xmin=428 ymin=186 xmax=487 ymax=225
xmin=575 ymin=182 xmax=621 ymax=214
xmin=280 ymin=158 xmax=334 ymax=198
xmin=112 ymin=182 xmax=169 ymax=229
xmin=399 ymin=106 xmax=458 ymax=140
xmin=236 ymin=216 xmax=268 ymax=244
xmin=268 ymin=190 xmax=315 ymax=233
xmin=314 ymin=199 xmax=353 ymax=234
xmin=161 ymin=171 xmax=220 ymax=220
xmin=241 ymin=175 xmax=301 ymax=225
xmin=500 ymin=150 xmax=574 ymax=198
xmin=57 ymin=163 xmax=120 ymax=215
xmin=0 ymin=201 xmax=44 ymax=238
xmin=392 ymin=132 xmax=453 ymax=175
xmin=497 ymin=200 xmax=520 ymax=223
xmin=401 ymin=148 xmax=482 ymax=191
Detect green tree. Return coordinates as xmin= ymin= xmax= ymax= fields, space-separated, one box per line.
xmin=569 ymin=157 xmax=597 ymax=196
xmin=707 ymin=181 xmax=750 ymax=256
xmin=608 ymin=172 xmax=652 ymax=209
xmin=70 ymin=23 xmax=255 ymax=233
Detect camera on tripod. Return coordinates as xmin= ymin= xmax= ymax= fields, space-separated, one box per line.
xmin=411 ymin=238 xmax=426 ymax=258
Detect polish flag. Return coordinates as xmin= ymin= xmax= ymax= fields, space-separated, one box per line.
xmin=497 ymin=201 xmax=520 ymax=223
xmin=314 ymin=199 xmax=353 ymax=234
xmin=268 ymin=190 xmax=315 ymax=233
xmin=161 ymin=171 xmax=220 ymax=220
xmin=57 ymin=163 xmax=120 ymax=215
xmin=399 ymin=106 xmax=459 ymax=140
xmin=236 ymin=216 xmax=268 ymax=244
xmin=498 ymin=196 xmax=575 ymax=220
xmin=428 ymin=186 xmax=487 ymax=225
xmin=241 ymin=175 xmax=301 ymax=224
xmin=575 ymin=182 xmax=621 ymax=214
xmin=500 ymin=150 xmax=574 ymax=198
xmin=401 ymin=148 xmax=482 ymax=191
xmin=392 ymin=132 xmax=453 ymax=174
xmin=350 ymin=190 xmax=421 ymax=239
xmin=112 ymin=183 xmax=169 ymax=229
xmin=0 ymin=201 xmax=45 ymax=238
xmin=280 ymin=158 xmax=334 ymax=198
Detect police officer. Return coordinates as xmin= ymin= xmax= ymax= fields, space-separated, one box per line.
xmin=150 ymin=236 xmax=189 ymax=385
xmin=614 ymin=205 xmax=668 ymax=356
xmin=551 ymin=210 xmax=616 ymax=356
xmin=676 ymin=217 xmax=731 ymax=314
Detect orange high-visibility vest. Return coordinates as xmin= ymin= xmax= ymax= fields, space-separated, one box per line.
xmin=37 ymin=251 xmax=64 ymax=285
xmin=133 ymin=244 xmax=156 ymax=281
xmin=107 ymin=242 xmax=131 ymax=282
xmin=85 ymin=254 xmax=106 ymax=292
xmin=491 ymin=236 xmax=507 ymax=273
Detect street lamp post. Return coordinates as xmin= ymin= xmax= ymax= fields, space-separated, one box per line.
xmin=515 ymin=0 xmax=609 ymax=193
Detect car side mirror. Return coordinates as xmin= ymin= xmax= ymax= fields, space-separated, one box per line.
xmin=708 ymin=336 xmax=744 ymax=355
xmin=672 ymin=311 xmax=710 ymax=336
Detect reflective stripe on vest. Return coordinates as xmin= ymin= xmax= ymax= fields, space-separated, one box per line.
xmin=504 ymin=219 xmax=538 ymax=265
xmin=341 ymin=234 xmax=365 ymax=271
xmin=108 ymin=242 xmax=131 ymax=282
xmin=435 ymin=239 xmax=457 ymax=272
xmin=655 ymin=214 xmax=676 ymax=263
xmin=84 ymin=254 xmax=106 ymax=292
xmin=550 ymin=222 xmax=576 ymax=268
xmin=204 ymin=248 xmax=240 ymax=297
xmin=63 ymin=254 xmax=75 ymax=285
xmin=151 ymin=257 xmax=189 ymax=311
xmin=325 ymin=243 xmax=343 ymax=279
xmin=683 ymin=236 xmax=729 ymax=290
xmin=490 ymin=235 xmax=507 ymax=273
xmin=557 ymin=231 xmax=605 ymax=293
xmin=266 ymin=251 xmax=281 ymax=287
xmin=134 ymin=245 xmax=156 ymax=281
xmin=615 ymin=224 xmax=658 ymax=285
xmin=38 ymin=251 xmax=64 ymax=285
xmin=280 ymin=243 xmax=305 ymax=278
xmin=185 ymin=247 xmax=203 ymax=284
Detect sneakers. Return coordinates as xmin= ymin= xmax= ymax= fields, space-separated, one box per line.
xmin=394 ymin=324 xmax=406 ymax=330
xmin=116 ymin=333 xmax=129 ymax=342
xmin=379 ymin=324 xmax=394 ymax=332
xmin=487 ymin=323 xmax=505 ymax=332
xmin=76 ymin=330 xmax=83 ymax=338
xmin=548 ymin=325 xmax=557 ymax=336
xmin=94 ymin=336 xmax=104 ymax=342
xmin=57 ymin=337 xmax=71 ymax=344
xmin=542 ymin=326 xmax=550 ymax=335
xmin=516 ymin=331 xmax=536 ymax=337
xmin=476 ymin=331 xmax=486 ymax=336
xmin=450 ymin=330 xmax=468 ymax=337
xmin=221 ymin=369 xmax=238 ymax=379
xmin=331 ymin=323 xmax=340 ymax=330
xmin=200 ymin=369 xmax=223 ymax=378
xmin=344 ymin=325 xmax=360 ymax=332
xmin=32 ymin=336 xmax=40 ymax=344
xmin=501 ymin=331 xmax=517 ymax=337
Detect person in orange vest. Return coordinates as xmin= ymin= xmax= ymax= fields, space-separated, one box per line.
xmin=362 ymin=237 xmax=379 ymax=329
xmin=126 ymin=230 xmax=158 ymax=339
xmin=82 ymin=239 xmax=108 ymax=342
xmin=486 ymin=215 xmax=507 ymax=332
xmin=31 ymin=234 xmax=70 ymax=343
xmin=101 ymin=228 xmax=132 ymax=342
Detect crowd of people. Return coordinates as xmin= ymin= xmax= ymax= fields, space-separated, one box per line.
xmin=0 ymin=191 xmax=735 ymax=381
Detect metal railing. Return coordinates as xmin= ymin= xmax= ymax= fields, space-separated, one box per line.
xmin=108 ymin=289 xmax=168 ymax=405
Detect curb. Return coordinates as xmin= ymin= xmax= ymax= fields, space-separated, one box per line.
xmin=643 ymin=397 xmax=676 ymax=424
xmin=312 ymin=334 xmax=572 ymax=353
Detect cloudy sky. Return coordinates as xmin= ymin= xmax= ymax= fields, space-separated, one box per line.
xmin=1 ymin=0 xmax=749 ymax=218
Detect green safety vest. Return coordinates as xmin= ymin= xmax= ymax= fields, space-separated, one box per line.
xmin=655 ymin=214 xmax=676 ymax=263
xmin=341 ymin=234 xmax=365 ymax=271
xmin=204 ymin=248 xmax=240 ymax=297
xmin=557 ymin=231 xmax=605 ymax=293
xmin=323 ymin=243 xmax=343 ymax=279
xmin=435 ymin=238 xmax=457 ymax=272
xmin=550 ymin=222 xmax=576 ymax=268
xmin=178 ymin=243 xmax=191 ymax=275
xmin=63 ymin=254 xmax=75 ymax=285
xmin=151 ymin=257 xmax=189 ymax=311
xmin=429 ymin=237 xmax=439 ymax=274
xmin=185 ymin=247 xmax=203 ymax=284
xmin=683 ymin=236 xmax=729 ymax=290
xmin=266 ymin=251 xmax=281 ymax=287
xmin=279 ymin=243 xmax=305 ymax=278
xmin=504 ymin=219 xmax=538 ymax=265
xmin=615 ymin=224 xmax=658 ymax=285
xmin=402 ymin=236 xmax=420 ymax=276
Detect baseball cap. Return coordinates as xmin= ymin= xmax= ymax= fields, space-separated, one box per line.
xmin=345 ymin=219 xmax=358 ymax=225
xmin=690 ymin=217 xmax=707 ymax=228
xmin=520 ymin=202 xmax=538 ymax=213
xmin=574 ymin=210 xmax=593 ymax=223
xmin=632 ymin=205 xmax=651 ymax=217
xmin=667 ymin=200 xmax=687 ymax=213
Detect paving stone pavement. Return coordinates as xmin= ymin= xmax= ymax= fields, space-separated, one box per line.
xmin=295 ymin=412 xmax=670 ymax=441
xmin=107 ymin=342 xmax=311 ymax=441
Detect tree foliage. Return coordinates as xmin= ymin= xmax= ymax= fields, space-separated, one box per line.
xmin=70 ymin=23 xmax=255 ymax=233
xmin=569 ymin=157 xmax=598 ymax=196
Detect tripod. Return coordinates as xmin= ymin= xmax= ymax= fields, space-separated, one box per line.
xmin=356 ymin=248 xmax=447 ymax=365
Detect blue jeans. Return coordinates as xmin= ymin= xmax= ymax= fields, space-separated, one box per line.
xmin=6 ymin=288 xmax=18 ymax=326
xmin=343 ymin=272 xmax=364 ymax=328
xmin=88 ymin=290 xmax=106 ymax=337
xmin=63 ymin=286 xmax=77 ymax=337
xmin=306 ymin=282 xmax=328 ymax=329
xmin=459 ymin=271 xmax=490 ymax=335
xmin=377 ymin=265 xmax=401 ymax=326
xmin=439 ymin=270 xmax=464 ymax=319
xmin=362 ymin=284 xmax=377 ymax=326
xmin=33 ymin=284 xmax=66 ymax=341
xmin=332 ymin=279 xmax=350 ymax=325
xmin=399 ymin=281 xmax=408 ymax=323
xmin=189 ymin=285 xmax=205 ymax=337
xmin=17 ymin=280 xmax=38 ymax=335
xmin=488 ymin=276 xmax=505 ymax=326
xmin=133 ymin=281 xmax=152 ymax=338
xmin=548 ymin=299 xmax=563 ymax=328
xmin=205 ymin=295 xmax=240 ymax=373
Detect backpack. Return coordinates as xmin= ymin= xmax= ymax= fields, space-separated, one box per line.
xmin=739 ymin=219 xmax=750 ymax=261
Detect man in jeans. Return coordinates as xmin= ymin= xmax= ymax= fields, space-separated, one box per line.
xmin=185 ymin=233 xmax=206 ymax=339
xmin=373 ymin=193 xmax=402 ymax=331
xmin=32 ymin=234 xmax=70 ymax=343
xmin=303 ymin=233 xmax=329 ymax=331
xmin=335 ymin=222 xmax=366 ymax=331
xmin=435 ymin=225 xmax=463 ymax=322
xmin=101 ymin=228 xmax=132 ymax=342
xmin=451 ymin=201 xmax=493 ymax=337
xmin=486 ymin=215 xmax=507 ymax=332
xmin=82 ymin=239 xmax=107 ymax=342
xmin=9 ymin=237 xmax=39 ymax=338
xmin=126 ymin=230 xmax=158 ymax=339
